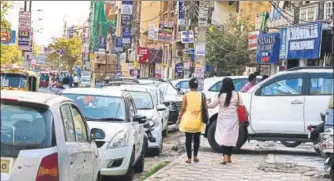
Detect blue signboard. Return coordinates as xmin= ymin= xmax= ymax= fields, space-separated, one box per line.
xmin=1 ymin=30 xmax=16 ymax=44
xmin=286 ymin=22 xmax=322 ymax=60
xmin=279 ymin=28 xmax=288 ymax=59
xmin=122 ymin=26 xmax=131 ymax=37
xmin=175 ymin=63 xmax=184 ymax=73
xmin=115 ymin=37 xmax=123 ymax=52
xmin=256 ymin=32 xmax=280 ymax=64
xmin=18 ymin=30 xmax=30 ymax=46
xmin=178 ymin=1 xmax=185 ymax=31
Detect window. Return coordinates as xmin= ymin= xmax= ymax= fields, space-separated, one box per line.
xmin=60 ymin=104 xmax=76 ymax=142
xmin=261 ymin=78 xmax=303 ymax=96
xmin=310 ymin=78 xmax=333 ymax=95
xmin=176 ymin=81 xmax=189 ymax=89
xmin=209 ymin=81 xmax=222 ymax=92
xmin=129 ymin=92 xmax=154 ymax=110
xmin=71 ymin=105 xmax=88 ymax=142
xmin=128 ymin=99 xmax=135 ymax=122
xmin=324 ymin=1 xmax=333 ymax=20
xmin=160 ymin=90 xmax=165 ymax=103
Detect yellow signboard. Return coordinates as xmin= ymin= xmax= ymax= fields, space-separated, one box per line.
xmin=121 ymin=63 xmax=130 ymax=77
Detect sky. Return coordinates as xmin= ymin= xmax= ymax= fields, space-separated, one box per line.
xmin=6 ymin=1 xmax=90 ymax=46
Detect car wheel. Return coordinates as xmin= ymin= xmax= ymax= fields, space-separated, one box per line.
xmin=121 ymin=150 xmax=135 ymax=181
xmin=280 ymin=141 xmax=302 ymax=147
xmin=207 ymin=120 xmax=222 ymax=153
xmin=134 ymin=140 xmax=146 ymax=173
xmin=330 ymin=162 xmax=333 ymax=181
xmin=150 ymin=137 xmax=163 ymax=156
xmin=162 ymin=128 xmax=168 ymax=137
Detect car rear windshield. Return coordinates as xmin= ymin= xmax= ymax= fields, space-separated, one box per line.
xmin=63 ymin=94 xmax=126 ymax=121
xmin=129 ymin=91 xmax=154 ymax=109
xmin=1 ymin=102 xmax=54 ymax=157
xmin=1 ymin=73 xmax=27 ymax=88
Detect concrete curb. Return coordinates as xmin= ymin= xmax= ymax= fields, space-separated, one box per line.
xmin=144 ymin=153 xmax=186 ymax=180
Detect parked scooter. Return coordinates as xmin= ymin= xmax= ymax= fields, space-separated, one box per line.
xmin=320 ymin=136 xmax=333 ymax=181
xmin=308 ymin=113 xmax=326 ymax=155
xmin=318 ymin=128 xmax=334 ymax=158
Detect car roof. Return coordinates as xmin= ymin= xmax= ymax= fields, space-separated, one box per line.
xmin=61 ymin=88 xmax=123 ymax=97
xmin=204 ymin=76 xmax=256 ymax=90
xmin=0 ymin=90 xmax=69 ymax=105
xmin=105 ymin=85 xmax=149 ymax=93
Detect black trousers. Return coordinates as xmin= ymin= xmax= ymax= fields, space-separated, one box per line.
xmin=222 ymin=146 xmax=233 ymax=156
xmin=185 ymin=132 xmax=201 ymax=159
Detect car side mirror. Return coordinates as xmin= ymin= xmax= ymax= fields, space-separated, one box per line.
xmin=320 ymin=112 xmax=326 ymax=122
xmin=157 ymin=104 xmax=166 ymax=111
xmin=133 ymin=115 xmax=146 ymax=124
xmin=176 ymin=87 xmax=181 ymax=92
xmin=163 ymin=101 xmax=170 ymax=107
xmin=90 ymin=128 xmax=105 ymax=140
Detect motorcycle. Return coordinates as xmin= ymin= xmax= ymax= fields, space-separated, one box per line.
xmin=307 ymin=113 xmax=325 ymax=155
xmin=144 ymin=120 xmax=156 ymax=144
xmin=320 ymin=136 xmax=334 ymax=181
xmin=49 ymin=83 xmax=65 ymax=95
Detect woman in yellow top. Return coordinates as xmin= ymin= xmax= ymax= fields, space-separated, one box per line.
xmin=177 ymin=78 xmax=208 ymax=163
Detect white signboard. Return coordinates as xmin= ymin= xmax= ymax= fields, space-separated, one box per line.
xmin=19 ymin=11 xmax=31 ymax=30
xmin=148 ymin=24 xmax=155 ymax=40
xmin=195 ymin=43 xmax=206 ymax=56
xmin=198 ymin=1 xmax=210 ymax=27
xmin=121 ymin=4 xmax=133 ymax=15
xmin=181 ymin=30 xmax=194 ymax=44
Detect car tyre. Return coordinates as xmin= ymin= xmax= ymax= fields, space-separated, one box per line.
xmin=207 ymin=120 xmax=248 ymax=153
xmin=134 ymin=140 xmax=146 ymax=173
xmin=120 ymin=150 xmax=135 ymax=181
xmin=150 ymin=137 xmax=163 ymax=156
xmin=280 ymin=141 xmax=302 ymax=147
xmin=162 ymin=128 xmax=168 ymax=137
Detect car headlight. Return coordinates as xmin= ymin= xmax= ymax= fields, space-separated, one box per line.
xmin=147 ymin=116 xmax=158 ymax=125
xmin=106 ymin=131 xmax=129 ymax=149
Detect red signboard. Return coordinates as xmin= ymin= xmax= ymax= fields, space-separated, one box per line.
xmin=137 ymin=47 xmax=149 ymax=63
xmin=248 ymin=34 xmax=258 ymax=50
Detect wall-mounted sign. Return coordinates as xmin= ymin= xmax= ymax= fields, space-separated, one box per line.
xmin=248 ymin=32 xmax=258 ymax=50
xmin=286 ymin=22 xmax=322 ymax=60
xmin=178 ymin=0 xmax=186 ymax=31
xmin=137 ymin=47 xmax=149 ymax=63
xmin=256 ymin=32 xmax=280 ymax=64
xmin=158 ymin=22 xmax=174 ymax=41
xmin=279 ymin=28 xmax=288 ymax=59
xmin=181 ymin=30 xmax=194 ymax=44
xmin=1 ymin=30 xmax=16 ymax=44
xmin=18 ymin=11 xmax=31 ymax=50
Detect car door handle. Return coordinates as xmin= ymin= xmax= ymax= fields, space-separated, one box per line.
xmin=291 ymin=100 xmax=303 ymax=104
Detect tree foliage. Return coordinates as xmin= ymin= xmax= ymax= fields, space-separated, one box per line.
xmin=1 ymin=1 xmax=12 ymax=32
xmin=206 ymin=15 xmax=255 ymax=75
xmin=0 ymin=44 xmax=22 ymax=65
xmin=46 ymin=37 xmax=82 ymax=70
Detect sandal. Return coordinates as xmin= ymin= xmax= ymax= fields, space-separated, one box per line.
xmin=185 ymin=159 xmax=191 ymax=164
xmin=193 ymin=158 xmax=199 ymax=163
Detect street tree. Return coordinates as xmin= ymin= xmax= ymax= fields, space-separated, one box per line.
xmin=0 ymin=44 xmax=22 ymax=65
xmin=46 ymin=37 xmax=82 ymax=70
xmin=0 ymin=1 xmax=12 ymax=32
xmin=206 ymin=15 xmax=255 ymax=75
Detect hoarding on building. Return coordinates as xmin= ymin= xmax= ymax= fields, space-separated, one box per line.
xmin=1 ymin=30 xmax=16 ymax=44
xmin=158 ymin=22 xmax=174 ymax=41
xmin=286 ymin=22 xmax=322 ymax=60
xmin=256 ymin=32 xmax=280 ymax=64
xmin=137 ymin=47 xmax=149 ymax=63
xmin=18 ymin=11 xmax=31 ymax=50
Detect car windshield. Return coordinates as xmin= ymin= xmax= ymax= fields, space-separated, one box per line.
xmin=63 ymin=94 xmax=125 ymax=121
xmin=129 ymin=91 xmax=154 ymax=109
xmin=147 ymin=88 xmax=158 ymax=105
xmin=81 ymin=77 xmax=90 ymax=82
xmin=1 ymin=73 xmax=27 ymax=88
xmin=1 ymin=101 xmax=53 ymax=157
xmin=158 ymin=83 xmax=179 ymax=97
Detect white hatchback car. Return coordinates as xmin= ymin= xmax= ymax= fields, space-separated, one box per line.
xmin=61 ymin=88 xmax=146 ymax=181
xmin=0 ymin=90 xmax=105 ymax=181
xmin=106 ymin=85 xmax=167 ymax=155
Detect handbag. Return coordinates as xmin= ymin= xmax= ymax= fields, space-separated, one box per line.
xmin=237 ymin=93 xmax=249 ymax=123
xmin=201 ymin=93 xmax=209 ymax=124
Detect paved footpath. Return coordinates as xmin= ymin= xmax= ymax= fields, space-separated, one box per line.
xmin=145 ymin=138 xmax=328 ymax=181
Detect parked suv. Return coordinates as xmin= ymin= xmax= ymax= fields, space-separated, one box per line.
xmin=1 ymin=90 xmax=105 ymax=181
xmin=61 ymin=88 xmax=146 ymax=181
xmin=205 ymin=67 xmax=334 ymax=152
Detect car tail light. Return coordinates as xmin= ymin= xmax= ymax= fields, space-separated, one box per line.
xmin=36 ymin=153 xmax=59 ymax=181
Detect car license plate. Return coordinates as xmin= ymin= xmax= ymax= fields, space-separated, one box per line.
xmin=1 ymin=159 xmax=10 ymax=173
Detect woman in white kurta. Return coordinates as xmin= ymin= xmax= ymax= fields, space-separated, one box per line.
xmin=208 ymin=77 xmax=242 ymax=164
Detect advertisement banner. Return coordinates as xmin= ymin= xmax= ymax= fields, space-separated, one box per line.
xmin=98 ymin=36 xmax=106 ymax=51
xmin=115 ymin=37 xmax=123 ymax=52
xmin=105 ymin=3 xmax=117 ymax=21
xmin=256 ymin=32 xmax=280 ymax=64
xmin=175 ymin=63 xmax=184 ymax=73
xmin=18 ymin=11 xmax=31 ymax=50
xmin=198 ymin=1 xmax=210 ymax=27
xmin=67 ymin=26 xmax=74 ymax=39
xmin=181 ymin=30 xmax=194 ymax=44
xmin=122 ymin=25 xmax=131 ymax=37
xmin=121 ymin=15 xmax=132 ymax=26
xmin=248 ymin=33 xmax=258 ymax=50
xmin=121 ymin=3 xmax=133 ymax=15
xmin=148 ymin=24 xmax=155 ymax=40
xmin=178 ymin=0 xmax=186 ymax=31
xmin=286 ymin=22 xmax=322 ymax=60
xmin=1 ymin=30 xmax=16 ymax=44
xmin=279 ymin=28 xmax=288 ymax=59
xmin=36 ymin=55 xmax=46 ymax=64
xmin=158 ymin=22 xmax=174 ymax=41
xmin=195 ymin=43 xmax=206 ymax=56
xmin=137 ymin=47 xmax=149 ymax=63
xmin=194 ymin=65 xmax=205 ymax=91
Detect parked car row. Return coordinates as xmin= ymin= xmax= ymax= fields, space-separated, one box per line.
xmin=0 ymin=78 xmax=183 ymax=181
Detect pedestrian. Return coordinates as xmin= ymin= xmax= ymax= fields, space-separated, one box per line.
xmin=73 ymin=73 xmax=79 ymax=87
xmin=240 ymin=73 xmax=256 ymax=92
xmin=177 ymin=78 xmax=208 ymax=164
xmin=207 ymin=77 xmax=242 ymax=164
xmin=45 ymin=73 xmax=50 ymax=87
xmin=261 ymin=75 xmax=269 ymax=81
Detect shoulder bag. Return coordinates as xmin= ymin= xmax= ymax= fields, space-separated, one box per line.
xmin=237 ymin=92 xmax=249 ymax=123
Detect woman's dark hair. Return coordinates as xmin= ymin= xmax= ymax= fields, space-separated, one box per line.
xmin=248 ymin=73 xmax=256 ymax=82
xmin=219 ymin=78 xmax=235 ymax=107
xmin=189 ymin=78 xmax=198 ymax=89
xmin=262 ymin=75 xmax=269 ymax=81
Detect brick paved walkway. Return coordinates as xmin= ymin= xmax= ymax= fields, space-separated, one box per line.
xmin=145 ymin=139 xmax=327 ymax=181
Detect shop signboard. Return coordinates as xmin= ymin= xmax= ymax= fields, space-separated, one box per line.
xmin=286 ymin=22 xmax=322 ymax=60
xmin=1 ymin=30 xmax=16 ymax=44
xmin=279 ymin=28 xmax=288 ymax=59
xmin=18 ymin=11 xmax=31 ymax=50
xmin=181 ymin=30 xmax=194 ymax=44
xmin=248 ymin=32 xmax=258 ymax=50
xmin=158 ymin=22 xmax=174 ymax=41
xmin=256 ymin=32 xmax=280 ymax=64
xmin=137 ymin=47 xmax=149 ymax=63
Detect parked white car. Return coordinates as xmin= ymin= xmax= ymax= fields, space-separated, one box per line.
xmin=204 ymin=67 xmax=334 ymax=152
xmin=172 ymin=78 xmax=190 ymax=93
xmin=0 ymin=90 xmax=105 ymax=181
xmin=105 ymin=85 xmax=167 ymax=155
xmin=61 ymin=88 xmax=146 ymax=181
